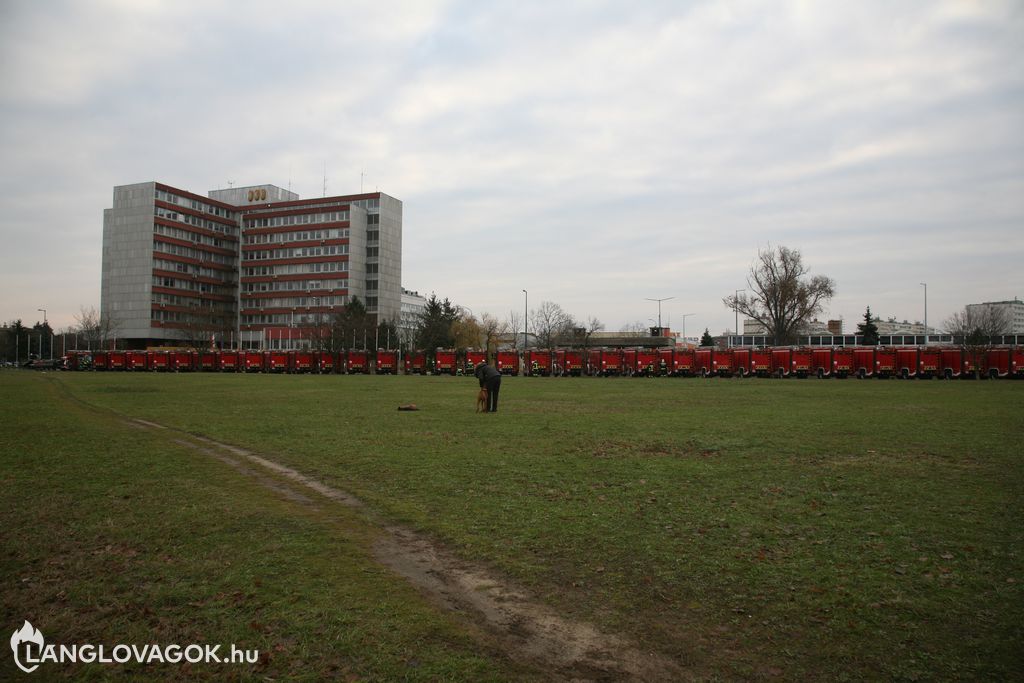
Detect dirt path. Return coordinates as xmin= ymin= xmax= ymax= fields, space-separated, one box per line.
xmin=101 ymin=403 xmax=690 ymax=679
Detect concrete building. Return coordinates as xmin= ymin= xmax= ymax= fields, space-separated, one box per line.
xmin=101 ymin=181 xmax=402 ymax=349
xmin=965 ymin=299 xmax=1024 ymax=334
xmin=398 ymin=288 xmax=427 ymax=348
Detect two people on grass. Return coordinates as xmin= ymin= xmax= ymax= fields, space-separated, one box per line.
xmin=474 ymin=361 xmax=501 ymax=413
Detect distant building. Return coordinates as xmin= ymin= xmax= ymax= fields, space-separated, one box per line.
xmin=965 ymin=299 xmax=1024 ymax=334
xmin=399 ymin=288 xmax=427 ymax=348
xmin=101 ymin=181 xmax=402 ymax=349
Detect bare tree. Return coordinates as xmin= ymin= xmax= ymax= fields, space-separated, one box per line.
xmin=506 ymin=310 xmax=523 ymax=349
xmin=723 ymin=245 xmax=835 ymax=345
xmin=622 ymin=320 xmax=647 ymax=337
xmin=75 ymin=306 xmax=120 ymax=350
xmin=530 ymin=301 xmax=573 ymax=348
xmin=479 ymin=313 xmax=508 ymax=359
xmin=944 ymin=305 xmax=1012 ymax=379
xmin=451 ymin=316 xmax=483 ymax=351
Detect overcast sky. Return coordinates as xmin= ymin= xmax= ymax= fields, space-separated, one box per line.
xmin=1 ymin=0 xmax=1021 ymax=336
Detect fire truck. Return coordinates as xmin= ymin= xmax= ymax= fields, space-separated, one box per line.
xmin=376 ymin=350 xmax=399 ymax=375
xmin=496 ymin=351 xmax=520 ymax=376
xmin=434 ymin=349 xmax=458 ymax=375
xmin=525 ymin=350 xmax=552 ymax=376
xmin=404 ymin=351 xmax=427 ymax=375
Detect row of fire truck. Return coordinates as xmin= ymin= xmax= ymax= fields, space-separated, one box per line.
xmin=62 ymin=346 xmax=1023 ymax=379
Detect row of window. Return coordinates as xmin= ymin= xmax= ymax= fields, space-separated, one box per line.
xmin=243 ymin=279 xmax=348 ymax=293
xmin=243 ymin=228 xmax=349 ymax=245
xmin=367 ymin=230 xmax=379 ymax=242
xmin=246 ymin=245 xmax=348 ymax=261
xmin=241 ymin=295 xmax=347 ymax=309
xmin=242 ymin=308 xmax=350 ymax=325
xmin=155 ymin=206 xmax=237 ymax=236
xmin=156 ymin=189 xmax=235 ymax=220
xmin=153 ymin=241 xmax=235 ymax=266
xmin=153 ymin=276 xmax=234 ymax=297
xmin=153 ymin=258 xmax=232 ymax=283
xmin=244 ymin=211 xmax=349 ymax=228
xmin=152 ymin=292 xmax=235 ymax=308
xmin=154 ymin=224 xmax=234 ymax=252
xmin=152 ymin=308 xmax=233 ymax=323
xmin=243 ymin=261 xmax=346 ymax=277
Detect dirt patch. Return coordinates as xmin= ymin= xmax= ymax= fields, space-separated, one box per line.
xmin=134 ymin=418 xmax=688 ymax=680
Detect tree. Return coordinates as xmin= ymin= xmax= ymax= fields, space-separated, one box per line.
xmin=414 ymin=294 xmax=460 ymax=355
xmin=700 ymin=328 xmax=715 ymax=347
xmin=450 ymin=316 xmax=483 ymax=351
xmin=505 ymin=310 xmax=524 ymax=349
xmin=581 ymin=316 xmax=604 ymax=348
xmin=530 ymin=301 xmax=573 ymax=348
xmin=944 ymin=305 xmax=1012 ymax=379
xmin=478 ymin=313 xmax=508 ymax=359
xmin=330 ymin=296 xmax=374 ymax=349
xmin=622 ymin=320 xmax=647 ymax=337
xmin=74 ymin=306 xmax=119 ymax=351
xmin=722 ymin=246 xmax=836 ymax=345
xmin=857 ymin=306 xmax=880 ymax=346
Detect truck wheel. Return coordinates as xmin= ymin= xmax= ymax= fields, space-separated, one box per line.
xmin=989 ymin=368 xmax=998 ymax=380
xmin=817 ymin=368 xmax=824 ymax=379
xmin=944 ymin=369 xmax=953 ymax=380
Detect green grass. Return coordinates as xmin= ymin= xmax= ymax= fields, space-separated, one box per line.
xmin=5 ymin=370 xmax=1024 ymax=680
xmin=0 ymin=372 xmax=534 ymax=681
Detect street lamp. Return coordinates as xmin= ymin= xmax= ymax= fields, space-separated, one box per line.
xmin=522 ymin=289 xmax=528 ymax=350
xmin=645 ymin=296 xmax=674 ymax=330
xmin=37 ymin=308 xmax=47 ymax=359
xmin=920 ymin=282 xmax=928 ymax=345
xmin=681 ymin=313 xmax=694 ymax=345
xmin=733 ymin=289 xmax=746 ymax=347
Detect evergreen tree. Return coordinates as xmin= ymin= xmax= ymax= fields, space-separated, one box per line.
xmin=857 ymin=306 xmax=880 ymax=345
xmin=414 ymin=294 xmax=461 ymax=357
xmin=699 ymin=328 xmax=715 ymax=347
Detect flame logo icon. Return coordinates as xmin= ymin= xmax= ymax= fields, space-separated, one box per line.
xmin=10 ymin=621 xmax=44 ymax=673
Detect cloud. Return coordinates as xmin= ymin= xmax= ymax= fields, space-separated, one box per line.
xmin=0 ymin=0 xmax=1021 ymax=332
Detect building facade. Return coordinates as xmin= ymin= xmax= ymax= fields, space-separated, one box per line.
xmin=101 ymin=181 xmax=402 ymax=349
xmin=965 ymin=299 xmax=1024 ymax=334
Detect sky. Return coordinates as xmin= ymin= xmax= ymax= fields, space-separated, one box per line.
xmin=1 ymin=0 xmax=1021 ymax=338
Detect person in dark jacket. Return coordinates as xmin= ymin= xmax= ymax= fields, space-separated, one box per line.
xmin=474 ymin=361 xmax=502 ymax=413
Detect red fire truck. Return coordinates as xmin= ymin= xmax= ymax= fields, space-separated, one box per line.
xmin=404 ymin=351 xmax=426 ymax=375
xmin=149 ymin=351 xmax=170 ymax=372
xmin=812 ymin=348 xmax=832 ymax=378
xmin=219 ymin=351 xmax=241 ymax=372
xmin=918 ymin=348 xmax=940 ymax=379
xmin=347 ymin=350 xmax=370 ymax=374
xmin=791 ymin=348 xmax=813 ymax=378
xmin=554 ymin=350 xmax=585 ymax=376
xmin=587 ymin=349 xmax=621 ymax=376
xmin=732 ymin=348 xmax=751 ymax=377
xmin=939 ymin=348 xmax=963 ymax=379
xmin=243 ymin=351 xmax=264 ymax=372
xmin=464 ymin=350 xmax=487 ymax=374
xmin=875 ymin=349 xmax=897 ymax=378
xmin=171 ymin=351 xmax=195 ymax=372
xmin=853 ymin=348 xmax=875 ymax=378
xmin=832 ymin=348 xmax=855 ymax=378
xmin=750 ymin=349 xmax=772 ymax=377
xmin=525 ymin=350 xmax=552 ymax=376
xmin=695 ymin=349 xmax=714 ymax=377
xmin=266 ymin=351 xmax=290 ymax=373
xmin=985 ymin=348 xmax=1011 ymax=379
xmin=634 ymin=350 xmax=659 ymax=377
xmin=1013 ymin=348 xmax=1024 ymax=378
xmin=434 ymin=349 xmax=457 ymax=375
xmin=711 ymin=349 xmax=734 ymax=377
xmin=770 ymin=348 xmax=792 ymax=377
xmin=376 ymin=350 xmax=399 ymax=375
xmin=127 ymin=350 xmax=149 ymax=371
xmin=108 ymin=351 xmax=126 ymax=371
xmin=316 ymin=351 xmax=336 ymax=374
xmin=896 ymin=348 xmax=918 ymax=379
xmin=496 ymin=351 xmax=519 ymax=376
xmin=199 ymin=351 xmax=217 ymax=372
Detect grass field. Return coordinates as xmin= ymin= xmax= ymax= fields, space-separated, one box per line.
xmin=2 ymin=370 xmax=1022 ymax=680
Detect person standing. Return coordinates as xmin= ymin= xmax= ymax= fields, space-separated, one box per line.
xmin=475 ymin=360 xmax=502 ymax=413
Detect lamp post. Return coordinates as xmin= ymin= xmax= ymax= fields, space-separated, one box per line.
xmin=681 ymin=313 xmax=694 ymax=345
xmin=37 ymin=308 xmax=47 ymax=359
xmin=921 ymin=282 xmax=929 ymax=348
xmin=645 ymin=296 xmax=674 ymax=330
xmin=733 ymin=290 xmax=746 ymax=347
xmin=522 ymin=289 xmax=528 ymax=350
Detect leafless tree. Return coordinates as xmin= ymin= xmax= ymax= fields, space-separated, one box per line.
xmin=506 ymin=310 xmax=524 ymax=349
xmin=723 ymin=245 xmax=835 ymax=345
xmin=944 ymin=305 xmax=1012 ymax=379
xmin=75 ymin=306 xmax=120 ymax=350
xmin=622 ymin=320 xmax=647 ymax=337
xmin=530 ymin=301 xmax=573 ymax=349
xmin=478 ymin=313 xmax=508 ymax=359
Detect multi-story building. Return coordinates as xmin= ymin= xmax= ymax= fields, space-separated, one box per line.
xmin=101 ymin=181 xmax=402 ymax=349
xmin=399 ymin=288 xmax=427 ymax=348
xmin=965 ymin=299 xmax=1024 ymax=334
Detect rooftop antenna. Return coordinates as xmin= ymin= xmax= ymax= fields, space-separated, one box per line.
xmin=288 ymin=164 xmax=292 ymax=193
xmin=322 ymin=161 xmax=327 ymax=197
xmin=361 ymin=170 xmax=365 ymax=193
xmin=227 ymin=180 xmax=234 ymax=188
